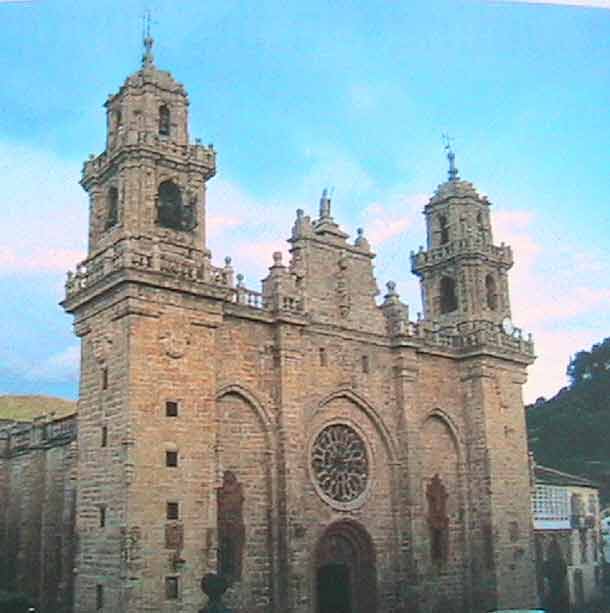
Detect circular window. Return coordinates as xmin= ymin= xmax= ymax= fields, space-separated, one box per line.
xmin=310 ymin=423 xmax=370 ymax=509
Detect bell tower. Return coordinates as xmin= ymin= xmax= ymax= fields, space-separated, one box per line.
xmin=82 ymin=34 xmax=215 ymax=256
xmin=411 ymin=146 xmax=513 ymax=328
xmin=63 ymin=37 xmax=221 ymax=613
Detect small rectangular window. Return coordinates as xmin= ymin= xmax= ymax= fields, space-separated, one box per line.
xmin=101 ymin=426 xmax=108 ymax=448
xmin=166 ymin=401 xmax=179 ymax=417
xmin=101 ymin=367 xmax=108 ymax=390
xmin=96 ymin=584 xmax=104 ymax=610
xmin=166 ymin=451 xmax=178 ymax=467
xmin=99 ymin=506 xmax=106 ymax=528
xmin=165 ymin=576 xmax=179 ymax=600
xmin=362 ymin=355 xmax=370 ymax=374
xmin=167 ymin=502 xmax=179 ymax=520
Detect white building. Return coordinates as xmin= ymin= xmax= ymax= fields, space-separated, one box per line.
xmin=532 ymin=465 xmax=603 ymax=608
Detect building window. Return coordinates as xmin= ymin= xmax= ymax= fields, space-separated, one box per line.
xmin=485 ymin=274 xmax=498 ymax=311
xmin=101 ymin=367 xmax=108 ymax=390
xmin=96 ymin=585 xmax=104 ymax=610
xmin=362 ymin=355 xmax=370 ymax=374
xmin=319 ymin=347 xmax=327 ymax=367
xmin=166 ymin=401 xmax=179 ymax=417
xmin=439 ymin=276 xmax=458 ymax=314
xmin=439 ymin=214 xmax=449 ymax=245
xmin=532 ymin=484 xmax=570 ymax=525
xmin=159 ymin=105 xmax=170 ymax=136
xmin=101 ymin=426 xmax=108 ymax=448
xmin=165 ymin=576 xmax=179 ymax=600
xmin=167 ymin=502 xmax=179 ymax=521
xmin=99 ymin=506 xmax=107 ymax=528
xmin=105 ymin=187 xmax=119 ymax=230
xmin=166 ymin=450 xmax=178 ymax=467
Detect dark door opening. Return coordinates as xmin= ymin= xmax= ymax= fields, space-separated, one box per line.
xmin=317 ymin=563 xmax=351 ymax=613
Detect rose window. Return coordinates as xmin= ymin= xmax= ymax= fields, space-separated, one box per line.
xmin=311 ymin=424 xmax=369 ymax=504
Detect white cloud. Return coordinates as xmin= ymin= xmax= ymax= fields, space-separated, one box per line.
xmin=493 ymin=206 xmax=610 ymax=401
xmin=26 ymin=345 xmax=81 ymax=383
xmin=362 ymin=192 xmax=428 ymax=247
xmin=0 ymin=141 xmax=87 ymax=275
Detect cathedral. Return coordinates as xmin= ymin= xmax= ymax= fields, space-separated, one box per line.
xmin=2 ymin=39 xmax=539 ymax=613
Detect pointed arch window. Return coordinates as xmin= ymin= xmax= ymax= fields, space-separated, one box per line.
xmin=439 ymin=276 xmax=458 ymax=314
xmin=439 ymin=214 xmax=449 ymax=245
xmin=158 ymin=181 xmax=183 ymax=230
xmin=105 ymin=187 xmax=119 ymax=230
xmin=159 ymin=105 xmax=170 ymax=136
xmin=485 ymin=274 xmax=498 ymax=311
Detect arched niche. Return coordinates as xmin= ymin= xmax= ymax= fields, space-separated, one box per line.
xmin=421 ymin=414 xmax=461 ymax=569
xmin=215 ymin=389 xmax=274 ymax=610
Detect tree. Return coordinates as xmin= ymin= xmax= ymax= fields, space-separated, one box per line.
xmin=566 ymin=337 xmax=610 ymax=386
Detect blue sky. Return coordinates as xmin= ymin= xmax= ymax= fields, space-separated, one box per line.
xmin=1 ymin=0 xmax=609 ymax=402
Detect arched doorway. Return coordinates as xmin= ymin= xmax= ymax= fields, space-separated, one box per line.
xmin=314 ymin=520 xmax=377 ymax=613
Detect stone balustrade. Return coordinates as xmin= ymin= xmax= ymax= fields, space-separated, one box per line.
xmin=83 ymin=134 xmax=215 ymax=178
xmin=0 ymin=414 xmax=78 ymax=458
xmin=410 ymin=238 xmax=513 ymax=270
xmin=64 ymin=238 xmax=303 ymax=316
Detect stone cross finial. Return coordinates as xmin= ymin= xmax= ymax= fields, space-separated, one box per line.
xmin=442 ymin=133 xmax=459 ymax=181
xmin=142 ymin=11 xmax=155 ymax=68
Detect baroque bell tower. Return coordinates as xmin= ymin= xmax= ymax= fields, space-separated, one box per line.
xmin=63 ymin=35 xmax=221 ymax=613
xmin=411 ymin=145 xmax=513 ymax=329
xmin=82 ymin=33 xmax=215 ymax=257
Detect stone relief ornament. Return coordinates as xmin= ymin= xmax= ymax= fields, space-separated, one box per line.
xmin=336 ymin=253 xmax=351 ymax=318
xmin=92 ymin=332 xmax=114 ymax=364
xmin=310 ymin=423 xmax=369 ymax=509
xmin=159 ymin=327 xmax=191 ymax=359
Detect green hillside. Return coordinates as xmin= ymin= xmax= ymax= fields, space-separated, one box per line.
xmin=526 ymin=337 xmax=610 ymax=505
xmin=0 ymin=395 xmax=77 ymax=422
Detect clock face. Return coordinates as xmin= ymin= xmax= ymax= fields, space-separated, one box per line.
xmin=502 ymin=317 xmax=514 ymax=336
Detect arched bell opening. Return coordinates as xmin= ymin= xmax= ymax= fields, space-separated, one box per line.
xmin=157 ymin=180 xmax=183 ymax=230
xmin=314 ymin=520 xmax=377 ymax=613
xmin=485 ymin=274 xmax=498 ymax=311
xmin=439 ymin=276 xmax=458 ymax=314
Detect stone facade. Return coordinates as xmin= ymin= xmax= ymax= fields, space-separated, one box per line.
xmin=2 ymin=42 xmax=539 ymax=613
xmin=0 ymin=414 xmax=78 ymax=613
